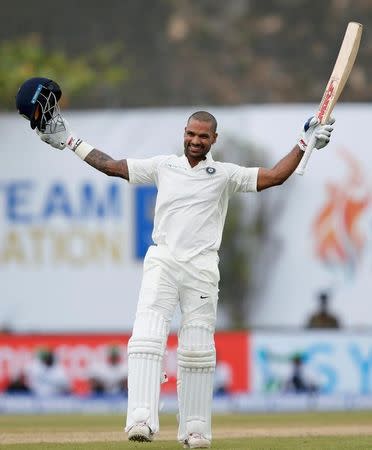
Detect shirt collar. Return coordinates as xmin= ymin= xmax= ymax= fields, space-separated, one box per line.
xmin=182 ymin=151 xmax=214 ymax=168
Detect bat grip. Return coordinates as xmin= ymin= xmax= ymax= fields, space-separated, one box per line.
xmin=295 ymin=134 xmax=317 ymax=176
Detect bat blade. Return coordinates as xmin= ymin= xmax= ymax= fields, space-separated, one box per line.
xmin=296 ymin=22 xmax=363 ymax=176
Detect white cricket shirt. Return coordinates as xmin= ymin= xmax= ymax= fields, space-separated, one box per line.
xmin=127 ymin=153 xmax=259 ymax=261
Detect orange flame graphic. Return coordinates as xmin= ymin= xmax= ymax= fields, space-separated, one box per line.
xmin=313 ymin=150 xmax=370 ymax=270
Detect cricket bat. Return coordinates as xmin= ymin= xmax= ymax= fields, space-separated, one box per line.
xmin=296 ymin=22 xmax=363 ymax=176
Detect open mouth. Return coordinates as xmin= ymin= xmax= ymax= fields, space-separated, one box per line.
xmin=189 ymin=144 xmax=202 ymax=152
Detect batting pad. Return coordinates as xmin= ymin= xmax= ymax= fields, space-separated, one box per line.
xmin=177 ymin=324 xmax=216 ymax=442
xmin=125 ymin=309 xmax=168 ymax=434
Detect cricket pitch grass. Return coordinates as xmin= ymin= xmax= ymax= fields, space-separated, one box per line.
xmin=1 ymin=411 xmax=372 ymax=449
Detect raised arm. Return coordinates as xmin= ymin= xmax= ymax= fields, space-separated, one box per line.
xmin=36 ymin=117 xmax=129 ymax=180
xmin=257 ymin=145 xmax=303 ymax=191
xmin=84 ymin=149 xmax=129 ymax=180
xmin=257 ymin=116 xmax=335 ymax=192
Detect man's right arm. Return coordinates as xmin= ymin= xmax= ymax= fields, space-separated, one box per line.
xmin=84 ymin=149 xmax=129 ymax=180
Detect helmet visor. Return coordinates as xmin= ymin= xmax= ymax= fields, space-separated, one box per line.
xmin=31 ymin=86 xmax=64 ymax=133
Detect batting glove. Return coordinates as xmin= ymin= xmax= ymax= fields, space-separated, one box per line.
xmin=36 ymin=116 xmax=75 ymax=150
xmin=298 ymin=116 xmax=335 ymax=151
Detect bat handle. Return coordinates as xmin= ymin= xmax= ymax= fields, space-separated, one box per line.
xmin=295 ymin=134 xmax=317 ymax=176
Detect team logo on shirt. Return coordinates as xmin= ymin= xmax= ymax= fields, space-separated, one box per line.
xmin=206 ymin=167 xmax=216 ymax=175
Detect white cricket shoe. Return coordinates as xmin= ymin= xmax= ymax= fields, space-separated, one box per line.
xmin=128 ymin=422 xmax=154 ymax=442
xmin=183 ymin=433 xmax=211 ymax=448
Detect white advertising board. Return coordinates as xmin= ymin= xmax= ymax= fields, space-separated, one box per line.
xmin=1 ymin=104 xmax=371 ymax=330
xmin=251 ymin=332 xmax=372 ymax=395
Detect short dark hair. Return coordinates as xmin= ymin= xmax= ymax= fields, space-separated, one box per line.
xmin=187 ymin=111 xmax=217 ymax=132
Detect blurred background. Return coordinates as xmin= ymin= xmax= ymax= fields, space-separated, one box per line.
xmin=1 ymin=0 xmax=372 ymax=413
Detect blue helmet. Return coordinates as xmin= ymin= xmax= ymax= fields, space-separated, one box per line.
xmin=15 ymin=77 xmax=62 ymax=131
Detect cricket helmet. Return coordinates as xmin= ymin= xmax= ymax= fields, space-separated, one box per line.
xmin=15 ymin=77 xmax=62 ymax=132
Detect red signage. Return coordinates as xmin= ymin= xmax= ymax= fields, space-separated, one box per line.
xmin=0 ymin=332 xmax=250 ymax=395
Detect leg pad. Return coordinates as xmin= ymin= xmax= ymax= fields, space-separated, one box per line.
xmin=177 ymin=325 xmax=216 ymax=442
xmin=126 ymin=310 xmax=168 ymax=434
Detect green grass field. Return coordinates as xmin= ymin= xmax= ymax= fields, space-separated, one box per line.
xmin=1 ymin=411 xmax=372 ymax=449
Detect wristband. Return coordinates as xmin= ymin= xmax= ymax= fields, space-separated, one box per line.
xmin=66 ymin=136 xmax=94 ymax=160
xmin=298 ymin=139 xmax=307 ymax=151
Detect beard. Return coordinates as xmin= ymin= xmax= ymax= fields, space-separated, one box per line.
xmin=184 ymin=142 xmax=209 ymax=160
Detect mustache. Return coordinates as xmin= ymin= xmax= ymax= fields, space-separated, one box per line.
xmin=186 ymin=143 xmax=202 ymax=149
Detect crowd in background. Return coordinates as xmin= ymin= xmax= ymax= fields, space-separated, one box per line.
xmin=4 ymin=346 xmax=128 ymax=397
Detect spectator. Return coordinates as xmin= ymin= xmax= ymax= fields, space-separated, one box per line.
xmin=5 ymin=372 xmax=30 ymax=393
xmin=25 ymin=348 xmax=70 ymax=396
xmin=88 ymin=346 xmax=128 ymax=395
xmin=306 ymin=291 xmax=341 ymax=329
xmin=285 ymin=353 xmax=318 ymax=394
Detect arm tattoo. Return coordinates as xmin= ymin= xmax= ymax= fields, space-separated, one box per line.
xmin=85 ymin=149 xmax=112 ymax=171
xmin=84 ymin=149 xmax=128 ymax=179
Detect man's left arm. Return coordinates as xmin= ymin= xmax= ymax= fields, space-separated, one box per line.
xmin=257 ymin=117 xmax=335 ymax=192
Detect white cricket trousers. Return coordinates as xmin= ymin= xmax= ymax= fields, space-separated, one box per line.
xmin=126 ymin=244 xmax=220 ymax=442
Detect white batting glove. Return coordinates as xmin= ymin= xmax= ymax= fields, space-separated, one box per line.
xmin=298 ymin=116 xmax=335 ymax=151
xmin=36 ymin=117 xmax=75 ymax=150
